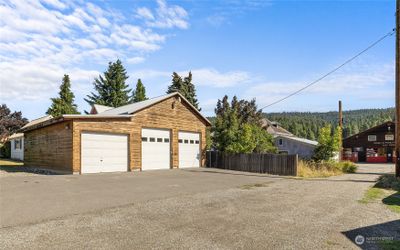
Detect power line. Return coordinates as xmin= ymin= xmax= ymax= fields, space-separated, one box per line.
xmin=260 ymin=28 xmax=396 ymax=110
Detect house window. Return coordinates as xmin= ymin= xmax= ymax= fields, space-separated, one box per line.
xmin=141 ymin=137 xmax=148 ymax=142
xmin=385 ymin=134 xmax=394 ymax=141
xmin=190 ymin=140 xmax=194 ymax=144
xmin=14 ymin=139 xmax=21 ymax=150
xmin=178 ymin=139 xmax=183 ymax=143
xmin=149 ymin=137 xmax=155 ymax=142
xmin=195 ymin=140 xmax=199 ymax=144
xmin=164 ymin=138 xmax=170 ymax=143
xmin=184 ymin=139 xmax=189 ymax=144
xmin=157 ymin=138 xmax=163 ymax=142
xmin=278 ymin=139 xmax=283 ymax=146
xmin=368 ymin=135 xmax=377 ymax=142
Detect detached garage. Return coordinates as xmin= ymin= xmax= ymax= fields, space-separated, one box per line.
xmin=21 ymin=92 xmax=211 ymax=174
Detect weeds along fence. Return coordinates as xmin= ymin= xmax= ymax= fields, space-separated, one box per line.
xmin=206 ymin=151 xmax=298 ymax=176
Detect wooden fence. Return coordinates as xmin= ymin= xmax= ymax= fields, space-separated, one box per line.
xmin=206 ymin=151 xmax=298 ymax=176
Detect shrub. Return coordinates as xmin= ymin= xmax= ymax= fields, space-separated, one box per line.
xmin=297 ymin=160 xmax=357 ymax=178
xmin=374 ymin=175 xmax=400 ymax=191
xmin=0 ymin=141 xmax=11 ymax=158
xmin=339 ymin=161 xmax=357 ymax=173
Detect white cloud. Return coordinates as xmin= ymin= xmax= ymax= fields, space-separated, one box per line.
xmin=189 ymin=68 xmax=251 ymax=88
xmin=131 ymin=68 xmax=252 ymax=88
xmin=0 ymin=0 xmax=189 ymax=101
xmin=137 ymin=0 xmax=189 ymax=29
xmin=244 ymin=62 xmax=395 ymax=109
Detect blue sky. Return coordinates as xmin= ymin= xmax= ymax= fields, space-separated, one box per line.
xmin=0 ymin=0 xmax=396 ymax=120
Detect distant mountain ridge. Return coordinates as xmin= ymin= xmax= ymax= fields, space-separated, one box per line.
xmin=264 ymin=108 xmax=395 ymax=140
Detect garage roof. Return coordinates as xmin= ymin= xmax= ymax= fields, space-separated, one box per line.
xmin=95 ymin=92 xmax=211 ymax=125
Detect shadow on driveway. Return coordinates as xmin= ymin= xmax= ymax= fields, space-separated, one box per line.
xmin=342 ymin=220 xmax=400 ymax=249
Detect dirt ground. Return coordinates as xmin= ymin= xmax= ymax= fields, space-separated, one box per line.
xmin=0 ymin=163 xmax=398 ymax=249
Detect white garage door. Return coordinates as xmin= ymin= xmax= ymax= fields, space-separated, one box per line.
xmin=81 ymin=132 xmax=128 ymax=174
xmin=179 ymin=132 xmax=200 ymax=168
xmin=141 ymin=128 xmax=171 ymax=170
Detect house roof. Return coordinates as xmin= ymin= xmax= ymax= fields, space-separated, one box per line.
xmin=91 ymin=104 xmax=113 ymax=114
xmin=275 ymin=134 xmax=318 ymax=146
xmin=261 ymin=118 xmax=293 ymax=136
xmin=21 ymin=92 xmax=211 ymax=132
xmin=8 ymin=133 xmax=24 ymax=139
xmin=343 ymin=121 xmax=395 ymax=141
xmin=21 ymin=115 xmax=53 ymax=130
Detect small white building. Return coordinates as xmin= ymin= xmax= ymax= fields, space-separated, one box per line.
xmin=9 ymin=133 xmax=24 ymax=161
xmin=8 ymin=115 xmax=54 ymax=162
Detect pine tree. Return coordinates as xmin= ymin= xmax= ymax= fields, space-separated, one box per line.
xmin=85 ymin=59 xmax=131 ymax=107
xmin=46 ymin=74 xmax=80 ymax=117
xmin=132 ymin=79 xmax=148 ymax=103
xmin=166 ymin=71 xmax=201 ymax=111
xmin=183 ymin=71 xmax=201 ymax=111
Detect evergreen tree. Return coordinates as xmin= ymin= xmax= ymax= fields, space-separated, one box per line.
xmin=46 ymin=74 xmax=80 ymax=117
xmin=131 ymin=79 xmax=148 ymax=103
xmin=166 ymin=71 xmax=201 ymax=111
xmin=85 ymin=59 xmax=131 ymax=107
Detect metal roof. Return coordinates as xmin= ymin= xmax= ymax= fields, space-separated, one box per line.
xmin=97 ymin=92 xmax=211 ymax=125
xmin=275 ymin=134 xmax=318 ymax=146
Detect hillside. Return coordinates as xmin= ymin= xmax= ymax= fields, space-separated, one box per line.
xmin=265 ymin=108 xmax=395 ymax=140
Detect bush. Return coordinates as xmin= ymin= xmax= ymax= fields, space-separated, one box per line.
xmin=0 ymin=141 xmax=11 ymax=158
xmin=297 ymin=160 xmax=357 ymax=178
xmin=374 ymin=175 xmax=400 ymax=191
xmin=338 ymin=161 xmax=357 ymax=173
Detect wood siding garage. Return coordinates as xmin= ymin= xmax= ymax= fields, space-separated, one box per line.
xmin=178 ymin=132 xmax=200 ymax=168
xmin=81 ymin=132 xmax=128 ymax=173
xmin=22 ymin=93 xmax=210 ymax=174
xmin=141 ymin=128 xmax=171 ymax=170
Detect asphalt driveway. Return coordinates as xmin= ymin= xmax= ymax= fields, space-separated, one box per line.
xmin=0 ymin=164 xmax=398 ymax=249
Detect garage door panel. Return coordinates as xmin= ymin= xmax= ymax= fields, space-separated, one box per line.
xmin=142 ymin=128 xmax=170 ymax=170
xmin=179 ymin=132 xmax=200 ymax=168
xmin=81 ymin=132 xmax=128 ymax=174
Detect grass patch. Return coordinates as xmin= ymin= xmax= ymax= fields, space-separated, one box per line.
xmin=297 ymin=160 xmax=357 ymax=178
xmin=0 ymin=158 xmax=24 ymax=167
xmin=360 ymin=175 xmax=400 ymax=214
xmin=359 ymin=188 xmax=385 ymax=204
xmin=240 ymin=182 xmax=269 ymax=190
xmin=379 ymin=240 xmax=400 ymax=250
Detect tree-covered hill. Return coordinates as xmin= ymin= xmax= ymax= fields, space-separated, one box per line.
xmin=265 ymin=108 xmax=395 ymax=140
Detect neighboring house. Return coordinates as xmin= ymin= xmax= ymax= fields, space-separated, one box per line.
xmin=274 ymin=134 xmax=318 ymax=159
xmin=8 ymin=115 xmax=53 ymax=161
xmin=343 ymin=121 xmax=395 ymax=163
xmin=9 ymin=133 xmax=24 ymax=161
xmin=20 ymin=92 xmax=211 ymax=174
xmin=261 ymin=118 xmax=318 ymax=159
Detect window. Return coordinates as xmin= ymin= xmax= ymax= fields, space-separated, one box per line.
xmin=14 ymin=139 xmax=21 ymax=150
xmin=164 ymin=138 xmax=170 ymax=143
xmin=141 ymin=137 xmax=148 ymax=142
xmin=195 ymin=140 xmax=199 ymax=144
xmin=385 ymin=134 xmax=394 ymax=141
xmin=368 ymin=135 xmax=377 ymax=142
xmin=178 ymin=139 xmax=183 ymax=143
xmin=157 ymin=138 xmax=163 ymax=142
xmin=278 ymin=139 xmax=283 ymax=146
xmin=149 ymin=137 xmax=155 ymax=142
xmin=190 ymin=140 xmax=194 ymax=144
xmin=184 ymin=139 xmax=189 ymax=144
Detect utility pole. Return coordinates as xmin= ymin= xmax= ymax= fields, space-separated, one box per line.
xmin=338 ymin=100 xmax=343 ymax=161
xmin=396 ymin=0 xmax=400 ymax=177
